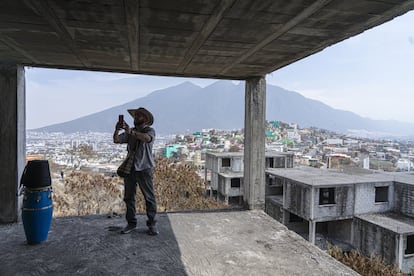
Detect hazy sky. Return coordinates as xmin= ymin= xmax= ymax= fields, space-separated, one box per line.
xmin=26 ymin=10 xmax=414 ymax=129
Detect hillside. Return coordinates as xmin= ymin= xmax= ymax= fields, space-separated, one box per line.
xmin=33 ymin=80 xmax=414 ymax=137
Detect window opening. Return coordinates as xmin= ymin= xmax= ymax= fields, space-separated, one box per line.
xmin=269 ymin=158 xmax=274 ymax=168
xmin=375 ymin=186 xmax=388 ymax=202
xmin=405 ymin=235 xmax=414 ymax=255
xmin=231 ymin=178 xmax=241 ymax=188
xmin=222 ymin=158 xmax=231 ymax=167
xmin=319 ymin=188 xmax=335 ymax=205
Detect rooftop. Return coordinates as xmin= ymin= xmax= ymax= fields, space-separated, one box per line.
xmin=389 ymin=172 xmax=414 ymax=185
xmin=206 ymin=152 xmax=244 ymax=158
xmin=206 ymin=151 xmax=293 ymax=158
xmin=266 ymin=166 xmax=401 ymax=187
xmin=356 ymin=212 xmax=414 ymax=234
xmin=0 ymin=210 xmax=358 ymax=275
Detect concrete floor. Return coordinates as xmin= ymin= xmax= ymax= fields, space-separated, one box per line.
xmin=0 ymin=210 xmax=358 ymax=276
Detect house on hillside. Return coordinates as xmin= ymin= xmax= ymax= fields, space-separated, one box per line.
xmin=265 ymin=166 xmax=414 ymax=273
xmin=204 ymin=151 xmax=294 ymax=204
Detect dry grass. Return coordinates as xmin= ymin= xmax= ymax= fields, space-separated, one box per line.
xmin=53 ymin=158 xmax=226 ymax=217
xmin=154 ymin=158 xmax=225 ymax=212
xmin=53 ymin=172 xmax=124 ymax=217
xmin=326 ymin=243 xmax=403 ymax=276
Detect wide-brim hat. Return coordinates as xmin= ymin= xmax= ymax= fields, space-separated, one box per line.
xmin=127 ymin=107 xmax=154 ymax=125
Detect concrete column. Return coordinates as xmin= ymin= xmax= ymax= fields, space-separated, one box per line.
xmin=397 ymin=234 xmax=404 ymax=270
xmin=243 ymin=76 xmax=266 ymax=210
xmin=0 ymin=64 xmax=25 ymax=223
xmin=309 ymin=220 xmax=316 ymax=244
xmin=204 ymin=166 xmax=210 ymax=196
xmin=224 ymin=178 xmax=229 ymax=204
xmin=310 ymin=187 xmax=315 ymax=220
xmin=282 ymin=210 xmax=289 ymax=225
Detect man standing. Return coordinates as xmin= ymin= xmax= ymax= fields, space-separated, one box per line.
xmin=113 ymin=107 xmax=158 ymax=235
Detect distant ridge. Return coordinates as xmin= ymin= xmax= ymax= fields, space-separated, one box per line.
xmin=33 ymin=80 xmax=414 ymax=137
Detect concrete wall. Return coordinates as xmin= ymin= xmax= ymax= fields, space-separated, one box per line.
xmin=207 ymin=152 xmax=245 ymax=199
xmin=265 ymin=154 xmax=294 ymax=169
xmin=231 ymin=157 xmax=243 ymax=172
xmin=354 ymin=181 xmax=394 ymax=215
xmin=205 ymin=154 xmax=240 ymax=173
xmin=266 ymin=185 xmax=283 ymax=196
xmin=286 ymin=155 xmax=294 ymax=168
xmin=284 ymin=180 xmax=311 ymax=219
xmin=265 ymin=197 xmax=284 ymax=223
xmin=394 ymin=182 xmax=414 ymax=218
xmin=228 ymin=178 xmax=243 ymax=197
xmin=313 ymin=186 xmax=354 ymax=220
xmin=326 ymin=219 xmax=352 ymax=244
xmin=217 ymin=175 xmax=243 ymax=198
xmin=0 ymin=64 xmax=25 ymax=223
xmin=402 ymin=247 xmax=414 ymax=274
xmin=211 ymin=173 xmax=218 ymax=190
xmin=265 ymin=173 xmax=284 ymax=196
xmin=353 ymin=217 xmax=397 ymax=266
xmin=218 ymin=175 xmax=226 ymax=196
xmin=212 ymin=155 xmax=220 ymax=172
xmin=204 ymin=154 xmax=215 ymax=171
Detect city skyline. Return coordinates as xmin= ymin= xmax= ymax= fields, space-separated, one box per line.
xmin=26 ymin=10 xmax=414 ymax=129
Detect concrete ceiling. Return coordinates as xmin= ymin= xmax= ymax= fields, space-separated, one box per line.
xmin=1 ymin=0 xmax=414 ymax=80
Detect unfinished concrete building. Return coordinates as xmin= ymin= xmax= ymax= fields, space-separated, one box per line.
xmin=265 ymin=166 xmax=414 ymax=273
xmin=2 ymin=1 xmax=414 ymax=274
xmin=2 ymin=0 xmax=414 ymax=220
xmin=205 ymin=151 xmax=293 ymax=204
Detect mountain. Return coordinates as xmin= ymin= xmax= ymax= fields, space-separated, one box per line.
xmin=32 ymin=80 xmax=414 ymax=137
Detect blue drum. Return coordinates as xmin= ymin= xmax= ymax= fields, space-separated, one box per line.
xmin=22 ymin=187 xmax=53 ymax=244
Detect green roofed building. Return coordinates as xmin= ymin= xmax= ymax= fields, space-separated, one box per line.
xmin=165 ymin=145 xmax=180 ymax=158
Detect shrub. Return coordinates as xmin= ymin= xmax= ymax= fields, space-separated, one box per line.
xmin=326 ymin=243 xmax=403 ymax=276
xmin=52 ymin=158 xmax=226 ymax=217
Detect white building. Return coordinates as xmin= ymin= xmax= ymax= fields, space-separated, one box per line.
xmin=205 ymin=151 xmax=294 ymax=205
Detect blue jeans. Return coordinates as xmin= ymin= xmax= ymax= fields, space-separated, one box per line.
xmin=123 ymin=168 xmax=157 ymax=226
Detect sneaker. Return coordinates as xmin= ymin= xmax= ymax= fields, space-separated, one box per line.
xmin=120 ymin=224 xmax=136 ymax=234
xmin=147 ymin=224 xmax=159 ymax=236
xmin=146 ymin=220 xmax=159 ymax=236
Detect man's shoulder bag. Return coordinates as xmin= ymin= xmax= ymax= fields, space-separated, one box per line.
xmin=117 ymin=139 xmax=139 ymax=178
xmin=116 ymin=151 xmax=134 ymax=178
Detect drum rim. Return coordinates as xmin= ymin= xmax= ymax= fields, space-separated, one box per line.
xmin=23 ymin=186 xmax=52 ymax=192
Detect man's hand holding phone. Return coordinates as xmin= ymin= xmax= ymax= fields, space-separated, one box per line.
xmin=117 ymin=114 xmax=130 ymax=133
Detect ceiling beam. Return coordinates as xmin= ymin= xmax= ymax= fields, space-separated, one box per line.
xmin=23 ymin=0 xmax=92 ymax=67
xmin=0 ymin=35 xmax=41 ymax=64
xmin=360 ymin=0 xmax=414 ymax=32
xmin=260 ymin=0 xmax=414 ymax=75
xmin=124 ymin=0 xmax=140 ymax=71
xmin=220 ymin=0 xmax=333 ymax=75
xmin=175 ymin=0 xmax=236 ymax=74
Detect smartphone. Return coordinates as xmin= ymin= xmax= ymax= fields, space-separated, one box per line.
xmin=118 ymin=114 xmax=124 ymax=124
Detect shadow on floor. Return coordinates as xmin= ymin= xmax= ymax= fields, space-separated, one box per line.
xmin=0 ymin=213 xmax=188 ymax=275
